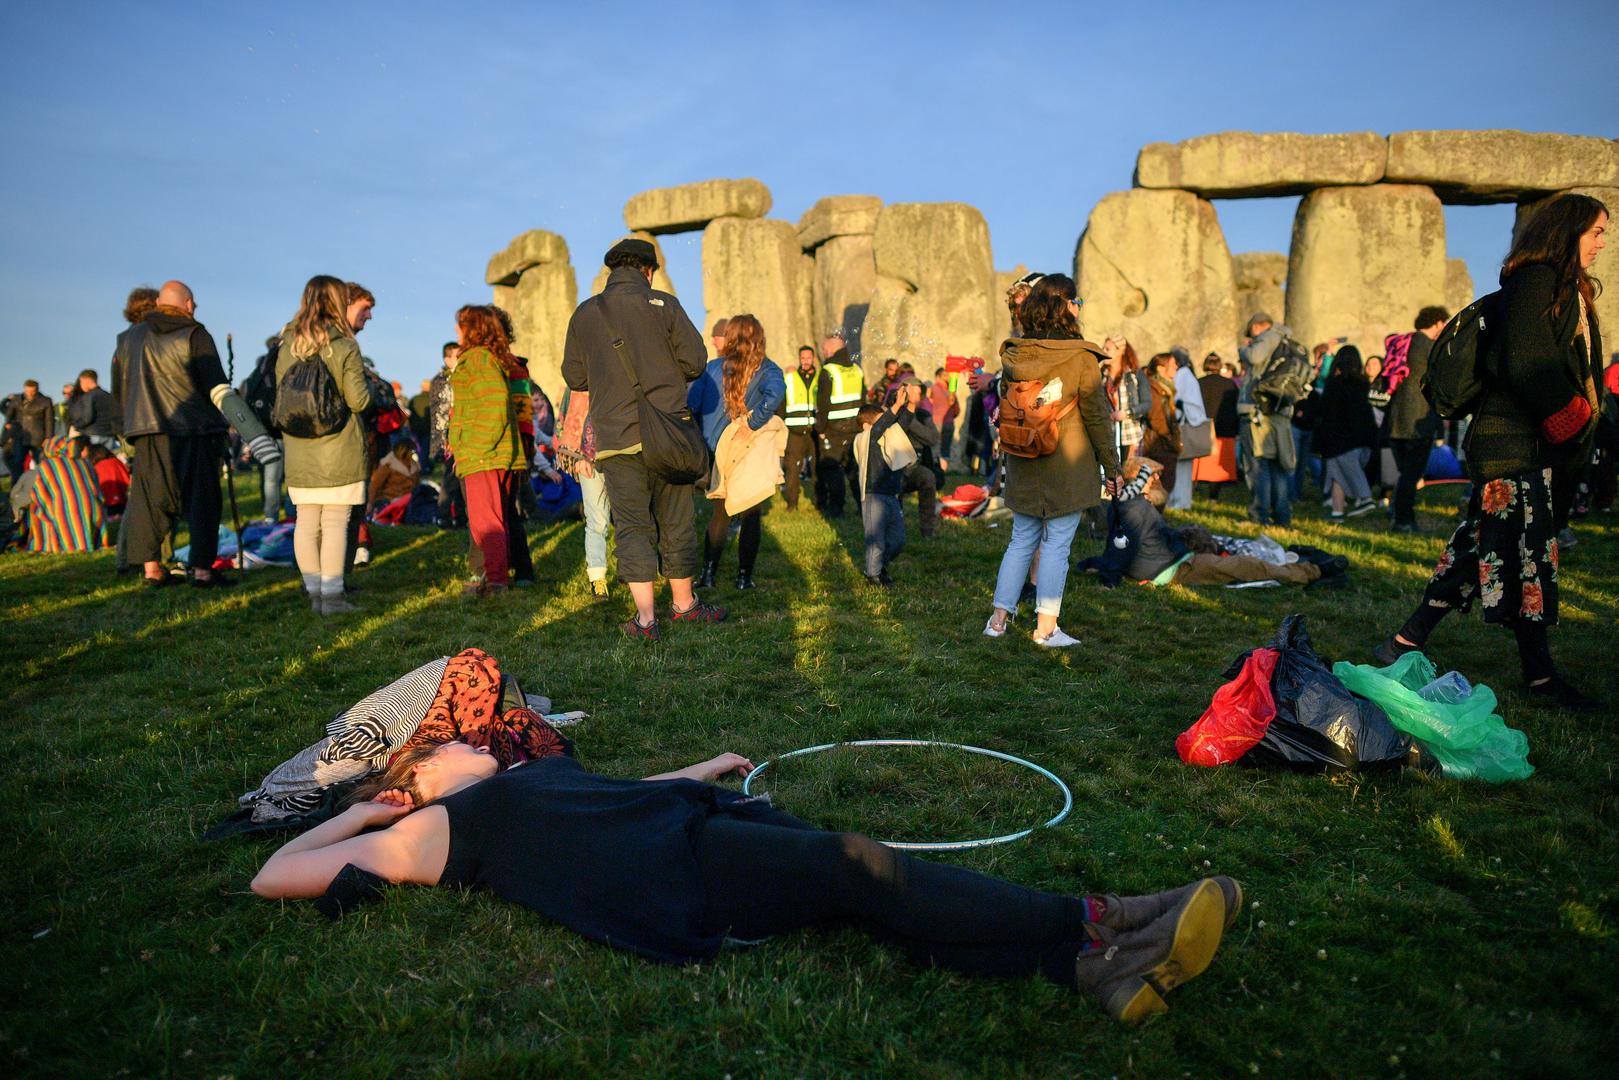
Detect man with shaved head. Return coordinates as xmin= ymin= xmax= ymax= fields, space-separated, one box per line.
xmin=112 ymin=279 xmax=280 ymax=587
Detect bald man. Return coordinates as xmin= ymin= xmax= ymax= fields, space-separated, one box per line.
xmin=112 ymin=279 xmax=280 ymax=587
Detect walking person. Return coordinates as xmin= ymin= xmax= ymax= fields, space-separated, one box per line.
xmin=689 ymin=314 xmax=785 ymax=591
xmin=557 ymin=387 xmax=612 ymax=600
xmin=814 ymin=334 xmax=865 ymax=517
xmin=1374 ymin=193 xmax=1606 ymax=710
xmin=982 ymin=275 xmax=1121 ymax=647
xmin=114 ymin=280 xmax=279 ymax=587
xmin=1313 ymin=346 xmax=1379 ymax=520
xmin=448 ymin=305 xmax=523 ymax=597
xmin=562 ymin=237 xmax=722 ymax=639
xmin=275 ymin=276 xmax=371 ymax=613
xmin=1386 ymin=307 xmax=1451 ymax=532
xmin=781 ymin=345 xmax=819 ymax=510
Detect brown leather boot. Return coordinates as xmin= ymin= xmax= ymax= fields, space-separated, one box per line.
xmin=1073 ymin=878 xmax=1228 ymax=1023
xmin=1091 ymin=875 xmax=1243 ymax=933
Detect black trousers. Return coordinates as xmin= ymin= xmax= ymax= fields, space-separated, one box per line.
xmin=694 ymin=812 xmax=1087 ymax=987
xmin=816 ymin=428 xmax=855 ymax=517
xmin=598 ymin=452 xmax=698 ymax=582
xmin=703 ymin=501 xmax=760 ymax=573
xmin=437 ymin=457 xmax=466 ymax=525
xmin=783 ymin=428 xmax=816 ymax=509
xmin=903 ymin=461 xmax=937 ymax=537
xmin=1389 ymin=437 xmax=1430 ymax=527
xmin=124 ymin=433 xmax=223 ymax=570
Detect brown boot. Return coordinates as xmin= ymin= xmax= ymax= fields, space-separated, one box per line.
xmin=1091 ymin=875 xmax=1243 ymax=933
xmin=1074 ymin=879 xmax=1227 ymax=1024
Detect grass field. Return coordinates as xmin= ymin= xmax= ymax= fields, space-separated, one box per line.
xmin=1 ymin=470 xmax=1614 ymax=1078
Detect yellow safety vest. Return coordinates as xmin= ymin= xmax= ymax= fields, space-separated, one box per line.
xmin=824 ymin=363 xmax=864 ymax=422
xmin=785 ymin=368 xmax=817 ymax=427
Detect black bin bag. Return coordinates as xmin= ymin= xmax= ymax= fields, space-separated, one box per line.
xmin=1237 ymin=614 xmax=1415 ymax=773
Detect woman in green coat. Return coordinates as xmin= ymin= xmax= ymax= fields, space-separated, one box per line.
xmin=276 ymin=275 xmax=371 ymax=615
xmin=448 ymin=304 xmax=522 ymax=595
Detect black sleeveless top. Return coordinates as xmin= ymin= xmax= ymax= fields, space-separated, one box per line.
xmin=435 ymin=756 xmax=764 ymax=963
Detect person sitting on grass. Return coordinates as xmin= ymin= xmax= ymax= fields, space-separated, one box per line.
xmin=1080 ymin=458 xmax=1344 ymax=589
xmin=250 ymin=740 xmax=1241 ymax=1024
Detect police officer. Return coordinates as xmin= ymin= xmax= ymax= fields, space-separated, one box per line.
xmin=814 ymin=334 xmax=864 ymax=517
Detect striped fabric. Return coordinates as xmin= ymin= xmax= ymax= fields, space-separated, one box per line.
xmin=26 ymin=437 xmax=105 ymax=553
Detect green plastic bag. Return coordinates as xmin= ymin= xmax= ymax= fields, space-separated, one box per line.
xmin=1331 ymin=652 xmax=1533 ymax=782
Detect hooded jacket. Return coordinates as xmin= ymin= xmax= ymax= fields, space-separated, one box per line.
xmin=112 ymin=309 xmax=231 ymax=438
xmin=997 ymin=337 xmax=1121 ymax=518
xmin=561 ymin=267 xmax=706 ymax=454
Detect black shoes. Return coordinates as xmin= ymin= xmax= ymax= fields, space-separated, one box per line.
xmin=735 ymin=570 xmax=755 ymax=590
xmin=696 ymin=561 xmax=718 ymax=589
xmin=1372 ymin=635 xmax=1423 ymax=667
xmin=1526 ymin=674 xmax=1599 ymax=712
xmin=864 ymin=571 xmax=894 ymax=588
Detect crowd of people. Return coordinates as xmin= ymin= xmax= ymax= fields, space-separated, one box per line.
xmin=2 ymin=198 xmax=1610 ymax=693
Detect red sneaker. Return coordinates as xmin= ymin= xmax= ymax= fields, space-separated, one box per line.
xmin=620 ymin=615 xmax=661 ymax=641
xmin=670 ymin=598 xmax=728 ymax=624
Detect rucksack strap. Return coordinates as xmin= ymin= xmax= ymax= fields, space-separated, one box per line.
xmin=588 ymin=296 xmax=648 ymax=406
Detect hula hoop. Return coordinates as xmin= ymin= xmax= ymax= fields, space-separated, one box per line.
xmin=741 ymin=739 xmax=1073 ymax=852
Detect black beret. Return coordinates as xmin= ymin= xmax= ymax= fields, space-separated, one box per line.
xmin=605 ymin=237 xmax=659 ymax=268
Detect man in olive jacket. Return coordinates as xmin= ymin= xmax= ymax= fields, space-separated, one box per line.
xmin=561 ymin=238 xmax=717 ymax=638
xmin=1386 ymin=306 xmax=1449 ymax=532
xmin=113 ymin=280 xmax=279 ymax=586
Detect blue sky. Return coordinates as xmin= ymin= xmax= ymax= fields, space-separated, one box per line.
xmin=1 ymin=0 xmax=1613 ymax=397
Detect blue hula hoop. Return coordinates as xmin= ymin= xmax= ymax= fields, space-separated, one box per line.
xmin=741 ymin=738 xmax=1073 ymax=852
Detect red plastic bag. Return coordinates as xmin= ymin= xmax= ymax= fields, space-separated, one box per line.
xmin=1176 ymin=648 xmax=1280 ymax=767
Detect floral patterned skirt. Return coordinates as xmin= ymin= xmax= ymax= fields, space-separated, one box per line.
xmin=1423 ymin=468 xmax=1557 ymax=626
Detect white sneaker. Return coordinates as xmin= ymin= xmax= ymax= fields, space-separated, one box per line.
xmin=983 ymin=616 xmax=1009 ymax=638
xmin=353 ymin=546 xmax=371 ymax=566
xmin=1033 ymin=627 xmax=1080 ymax=648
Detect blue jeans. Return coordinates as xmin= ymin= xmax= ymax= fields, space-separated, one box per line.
xmin=1290 ymin=427 xmax=1320 ymax=499
xmin=579 ymin=467 xmax=611 ymax=579
xmin=991 ymin=510 xmax=1081 ymax=617
xmin=862 ymin=493 xmax=904 ymax=576
xmin=1250 ymin=458 xmax=1292 ymax=526
xmin=261 ymin=444 xmax=284 ymax=521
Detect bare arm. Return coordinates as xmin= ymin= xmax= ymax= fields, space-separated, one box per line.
xmin=643 ymin=752 xmax=754 ymax=783
xmin=250 ymin=795 xmax=440 ymax=900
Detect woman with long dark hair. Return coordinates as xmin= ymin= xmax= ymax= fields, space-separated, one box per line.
xmin=982 ymin=275 xmax=1121 ymax=647
xmin=1313 ymin=345 xmax=1378 ymax=520
xmin=1375 ymin=193 xmax=1606 ymax=709
xmin=688 ymin=314 xmax=785 ymax=589
xmin=448 ymin=304 xmax=523 ymax=596
xmin=251 ymin=736 xmax=1239 ymax=1024
xmin=1140 ymin=352 xmax=1182 ymax=493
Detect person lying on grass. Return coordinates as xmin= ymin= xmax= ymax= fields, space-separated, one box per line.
xmin=1080 ymin=458 xmax=1347 ymax=589
xmin=252 ymin=741 xmax=1240 ymax=1024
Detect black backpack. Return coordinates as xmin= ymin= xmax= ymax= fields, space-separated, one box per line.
xmin=239 ymin=354 xmax=279 ymax=435
xmin=272 ymin=351 xmax=352 ymax=439
xmin=1422 ymin=291 xmax=1500 ymax=421
xmin=1252 ymin=336 xmax=1312 ymax=414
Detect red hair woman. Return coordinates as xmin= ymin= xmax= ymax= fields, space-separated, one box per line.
xmin=448 ymin=305 xmax=523 ymax=596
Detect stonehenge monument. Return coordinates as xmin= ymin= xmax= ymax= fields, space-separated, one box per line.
xmin=485 ymin=229 xmax=577 ymax=400
xmin=488 ymin=129 xmax=1614 ymax=401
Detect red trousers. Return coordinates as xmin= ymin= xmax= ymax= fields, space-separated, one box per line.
xmin=463 ymin=469 xmax=515 ymax=585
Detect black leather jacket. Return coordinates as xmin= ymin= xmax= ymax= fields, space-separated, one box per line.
xmin=113 ymin=311 xmax=229 ymax=438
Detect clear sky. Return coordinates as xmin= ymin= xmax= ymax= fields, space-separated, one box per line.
xmin=1 ymin=0 xmax=1613 ymax=397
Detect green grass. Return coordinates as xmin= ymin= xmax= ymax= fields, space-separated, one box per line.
xmin=1 ymin=471 xmax=1615 ymax=1078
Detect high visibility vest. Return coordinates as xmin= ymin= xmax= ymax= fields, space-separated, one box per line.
xmin=785 ymin=369 xmax=817 ymax=427
xmin=824 ymin=363 xmax=864 ymax=422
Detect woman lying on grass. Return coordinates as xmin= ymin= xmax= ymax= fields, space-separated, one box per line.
xmin=252 ymin=742 xmax=1239 ymax=1023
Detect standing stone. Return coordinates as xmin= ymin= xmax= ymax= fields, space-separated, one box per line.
xmin=1074 ymin=189 xmax=1238 ymax=364
xmin=1515 ymin=187 xmax=1619 ymax=356
xmin=1386 ymin=131 xmax=1619 ymax=204
xmin=1231 ymin=253 xmax=1288 ymax=340
xmin=1445 ymin=258 xmax=1475 ymax=317
xmin=486 ymin=229 xmax=578 ymax=401
xmin=1286 ymin=185 xmax=1447 ymax=359
xmin=590 ymin=231 xmax=678 ymax=297
xmin=862 ymin=203 xmax=997 ymax=379
xmin=798 ymin=197 xmax=882 ymax=358
xmin=1135 ymin=132 xmax=1387 ymax=198
xmin=701 ymin=217 xmax=812 ymax=363
xmin=624 ymin=179 xmax=772 ymax=234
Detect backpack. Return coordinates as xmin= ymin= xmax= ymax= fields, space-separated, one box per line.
xmin=1381 ymin=332 xmax=1414 ymax=394
xmin=1252 ymin=336 xmax=1312 ymax=414
xmin=997 ymin=377 xmax=1077 ymax=458
xmin=360 ymin=366 xmax=404 ymax=434
xmin=272 ymin=351 xmax=352 ymax=439
xmin=239 ymin=354 xmax=279 ymax=435
xmin=1422 ymin=291 xmax=1500 ymax=421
